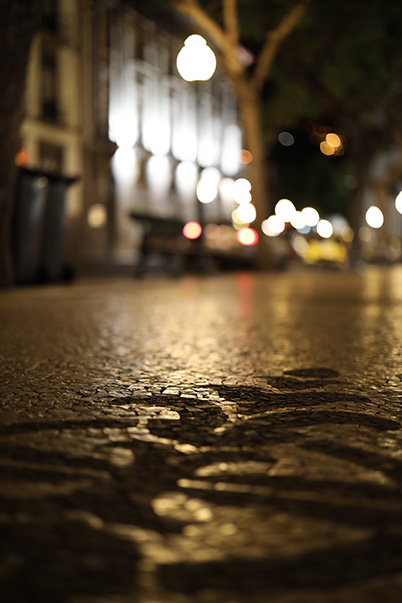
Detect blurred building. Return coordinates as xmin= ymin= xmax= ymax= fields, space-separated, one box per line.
xmin=18 ymin=0 xmax=243 ymax=272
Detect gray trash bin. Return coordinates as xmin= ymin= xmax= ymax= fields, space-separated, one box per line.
xmin=39 ymin=174 xmax=76 ymax=282
xmin=12 ymin=168 xmax=77 ymax=284
xmin=12 ymin=169 xmax=48 ymax=284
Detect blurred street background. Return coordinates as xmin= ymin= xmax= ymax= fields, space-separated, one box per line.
xmin=2 ymin=0 xmax=402 ymax=284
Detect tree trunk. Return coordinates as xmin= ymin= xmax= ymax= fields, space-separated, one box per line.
xmin=348 ymin=156 xmax=370 ymax=268
xmin=235 ymin=81 xmax=273 ymax=269
xmin=0 ymin=0 xmax=40 ymax=287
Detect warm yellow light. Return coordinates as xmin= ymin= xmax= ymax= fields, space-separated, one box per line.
xmin=365 ymin=206 xmax=384 ymax=229
xmin=340 ymin=226 xmax=354 ymax=242
xmin=359 ymin=226 xmax=371 ymax=243
xmin=176 ymin=34 xmax=217 ymax=82
xmin=88 ymin=203 xmax=108 ymax=228
xmin=320 ymin=141 xmax=335 ymax=156
xmin=239 ymin=149 xmax=253 ymax=164
xmin=326 ymin=133 xmax=342 ymax=149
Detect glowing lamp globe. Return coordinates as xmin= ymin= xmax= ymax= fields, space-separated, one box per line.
xmin=176 ymin=35 xmax=217 ymax=82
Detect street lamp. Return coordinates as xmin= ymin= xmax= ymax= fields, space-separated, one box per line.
xmin=176 ymin=34 xmax=217 ymax=82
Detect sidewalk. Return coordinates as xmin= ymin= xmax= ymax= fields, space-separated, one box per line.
xmin=1 ymin=268 xmax=402 ymax=602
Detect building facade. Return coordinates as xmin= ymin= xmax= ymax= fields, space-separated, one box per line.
xmin=19 ymin=0 xmax=244 ymax=270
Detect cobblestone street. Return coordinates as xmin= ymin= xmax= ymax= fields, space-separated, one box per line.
xmin=1 ymin=267 xmax=402 ymax=602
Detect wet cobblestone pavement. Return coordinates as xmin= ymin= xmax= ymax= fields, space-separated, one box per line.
xmin=1 ymin=267 xmax=402 ymax=602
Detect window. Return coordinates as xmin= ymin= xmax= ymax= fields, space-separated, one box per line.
xmin=41 ymin=46 xmax=58 ymax=120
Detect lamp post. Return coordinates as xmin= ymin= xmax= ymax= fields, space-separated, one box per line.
xmin=176 ymin=34 xmax=217 ymax=272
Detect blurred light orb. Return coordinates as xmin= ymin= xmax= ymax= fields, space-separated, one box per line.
xmin=365 ymin=206 xmax=384 ymax=229
xmin=359 ymin=226 xmax=372 ymax=243
xmin=176 ymin=34 xmax=217 ymax=82
xmin=197 ymin=178 xmax=217 ymax=203
xmin=278 ymin=131 xmax=295 ymax=146
xmin=183 ymin=221 xmax=202 ymax=239
xmin=233 ymin=178 xmax=252 ymax=204
xmin=317 ymin=219 xmax=333 ymax=238
xmin=201 ymin=166 xmax=221 ymax=184
xmin=88 ymin=203 xmax=107 ymax=228
xmin=231 ymin=209 xmax=243 ymax=225
xmin=275 ymin=198 xmax=296 ymax=222
xmin=236 ymin=227 xmax=259 ymax=246
xmin=175 ymin=160 xmax=198 ymax=200
xmin=320 ymin=141 xmax=335 ymax=156
xmin=395 ymin=191 xmax=402 ymax=214
xmin=326 ymin=133 xmax=342 ymax=149
xmin=239 ymin=149 xmax=253 ymax=164
xmin=292 ymin=235 xmax=309 ymax=256
xmin=219 ymin=177 xmax=235 ymax=202
xmin=301 ymin=206 xmax=319 ymax=227
xmin=261 ymin=215 xmax=285 ymax=236
xmin=290 ymin=211 xmax=306 ymax=230
xmin=234 ymin=190 xmax=252 ymax=204
xmin=340 ymin=226 xmax=354 ymax=242
xmin=236 ymin=202 xmax=257 ymax=223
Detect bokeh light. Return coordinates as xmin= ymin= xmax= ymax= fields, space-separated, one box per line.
xmin=278 ymin=132 xmax=295 ymax=146
xmin=236 ymin=227 xmax=259 ymax=246
xmin=88 ymin=203 xmax=108 ymax=228
xmin=301 ymin=206 xmax=319 ymax=227
xmin=261 ymin=215 xmax=285 ymax=236
xmin=365 ymin=206 xmax=384 ymax=229
xmin=316 ymin=219 xmax=333 ymax=238
xmin=235 ymin=203 xmax=257 ymax=224
xmin=395 ymin=191 xmax=402 ymax=214
xmin=292 ymin=235 xmax=309 ymax=256
xmin=340 ymin=226 xmax=354 ymax=242
xmin=275 ymin=198 xmax=296 ymax=222
xmin=290 ymin=211 xmax=306 ymax=230
xmin=233 ymin=178 xmax=252 ymax=204
xmin=239 ymin=149 xmax=253 ymax=164
xmin=183 ymin=221 xmax=202 ymax=239
xmin=326 ymin=133 xmax=341 ymax=148
xmin=359 ymin=226 xmax=372 ymax=243
xmin=219 ymin=177 xmax=235 ymax=203
xmin=176 ymin=34 xmax=217 ymax=82
xmin=196 ymin=167 xmax=220 ymax=204
xmin=320 ymin=141 xmax=335 ymax=156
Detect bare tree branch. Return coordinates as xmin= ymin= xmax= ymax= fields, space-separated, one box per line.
xmin=253 ymin=0 xmax=312 ymax=91
xmin=170 ymin=0 xmax=244 ymax=76
xmin=223 ymin=0 xmax=239 ymax=46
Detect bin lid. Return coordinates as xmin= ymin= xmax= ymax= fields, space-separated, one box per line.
xmin=18 ymin=167 xmax=78 ymax=186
